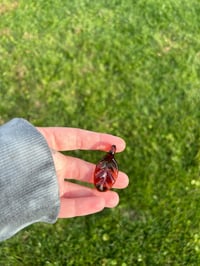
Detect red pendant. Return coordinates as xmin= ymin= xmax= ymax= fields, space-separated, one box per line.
xmin=94 ymin=145 xmax=118 ymax=192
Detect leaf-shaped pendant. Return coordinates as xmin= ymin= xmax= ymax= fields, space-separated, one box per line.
xmin=94 ymin=145 xmax=118 ymax=192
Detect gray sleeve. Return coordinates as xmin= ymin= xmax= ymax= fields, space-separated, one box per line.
xmin=0 ymin=118 xmax=60 ymax=241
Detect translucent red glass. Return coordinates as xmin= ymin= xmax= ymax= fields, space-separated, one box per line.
xmin=94 ymin=145 xmax=118 ymax=192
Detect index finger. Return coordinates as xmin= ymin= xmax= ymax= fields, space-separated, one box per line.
xmin=37 ymin=127 xmax=126 ymax=152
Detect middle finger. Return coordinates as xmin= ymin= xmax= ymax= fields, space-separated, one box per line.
xmin=52 ymin=151 xmax=129 ymax=189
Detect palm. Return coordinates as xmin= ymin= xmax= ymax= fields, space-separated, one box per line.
xmin=37 ymin=127 xmax=129 ymax=218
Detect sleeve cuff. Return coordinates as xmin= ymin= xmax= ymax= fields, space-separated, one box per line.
xmin=0 ymin=118 xmax=60 ymax=241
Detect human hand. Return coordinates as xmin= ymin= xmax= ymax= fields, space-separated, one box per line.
xmin=37 ymin=127 xmax=129 ymax=218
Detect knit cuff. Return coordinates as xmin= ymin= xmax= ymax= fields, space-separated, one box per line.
xmin=0 ymin=118 xmax=60 ymax=241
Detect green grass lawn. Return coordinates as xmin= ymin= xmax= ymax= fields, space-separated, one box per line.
xmin=0 ymin=0 xmax=200 ymax=265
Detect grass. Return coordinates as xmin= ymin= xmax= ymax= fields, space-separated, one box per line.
xmin=0 ymin=0 xmax=200 ymax=265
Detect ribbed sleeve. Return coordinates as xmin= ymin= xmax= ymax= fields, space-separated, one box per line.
xmin=0 ymin=118 xmax=60 ymax=241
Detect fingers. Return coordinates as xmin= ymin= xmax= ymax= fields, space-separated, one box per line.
xmin=36 ymin=127 xmax=128 ymax=219
xmin=59 ymin=180 xmax=121 ymax=216
xmin=59 ymin=197 xmax=105 ymax=218
xmin=52 ymin=151 xmax=129 ymax=189
xmin=61 ymin=180 xmax=119 ymax=204
xmin=37 ymin=127 xmax=126 ymax=152
xmin=58 ymin=182 xmax=120 ymax=218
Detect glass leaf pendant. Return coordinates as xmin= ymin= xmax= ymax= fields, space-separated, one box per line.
xmin=94 ymin=145 xmax=118 ymax=192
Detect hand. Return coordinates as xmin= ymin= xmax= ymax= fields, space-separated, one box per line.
xmin=37 ymin=127 xmax=129 ymax=218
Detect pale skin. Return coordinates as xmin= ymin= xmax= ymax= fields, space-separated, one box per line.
xmin=37 ymin=127 xmax=129 ymax=218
